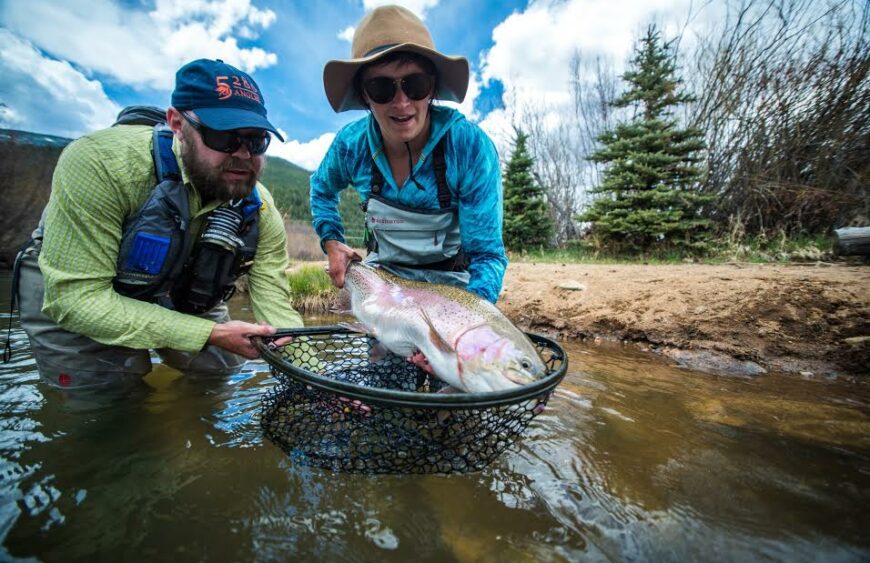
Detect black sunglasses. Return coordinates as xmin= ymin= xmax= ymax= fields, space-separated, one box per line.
xmin=362 ymin=73 xmax=434 ymax=105
xmin=181 ymin=112 xmax=271 ymax=156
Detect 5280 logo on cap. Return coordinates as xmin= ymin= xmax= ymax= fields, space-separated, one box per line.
xmin=215 ymin=75 xmax=262 ymax=103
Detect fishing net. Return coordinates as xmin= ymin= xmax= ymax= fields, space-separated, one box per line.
xmin=254 ymin=326 xmax=567 ymax=474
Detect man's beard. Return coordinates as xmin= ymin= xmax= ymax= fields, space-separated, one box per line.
xmin=181 ymin=142 xmax=264 ymax=202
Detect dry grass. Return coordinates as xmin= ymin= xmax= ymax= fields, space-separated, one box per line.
xmin=285 ymin=220 xmax=324 ymax=261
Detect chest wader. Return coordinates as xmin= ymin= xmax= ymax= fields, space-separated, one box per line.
xmin=8 ymin=122 xmax=255 ymax=390
xmin=363 ymin=139 xmax=470 ymax=288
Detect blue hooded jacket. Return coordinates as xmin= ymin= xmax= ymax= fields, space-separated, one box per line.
xmin=310 ymin=105 xmax=508 ymax=303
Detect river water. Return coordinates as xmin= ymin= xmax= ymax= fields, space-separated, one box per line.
xmin=1 ymin=274 xmax=869 ymax=562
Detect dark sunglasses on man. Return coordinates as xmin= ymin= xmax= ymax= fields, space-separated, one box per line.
xmin=362 ymin=73 xmax=434 ymax=105
xmin=181 ymin=112 xmax=271 ymax=156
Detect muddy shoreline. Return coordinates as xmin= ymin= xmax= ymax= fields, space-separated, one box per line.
xmin=497 ymin=261 xmax=869 ymax=378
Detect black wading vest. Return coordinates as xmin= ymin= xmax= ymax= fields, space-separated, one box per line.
xmin=113 ymin=117 xmax=260 ymax=313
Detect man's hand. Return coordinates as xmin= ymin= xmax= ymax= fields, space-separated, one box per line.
xmin=408 ymin=351 xmax=434 ymax=373
xmin=323 ymin=240 xmax=362 ymax=288
xmin=207 ymin=321 xmax=278 ymax=359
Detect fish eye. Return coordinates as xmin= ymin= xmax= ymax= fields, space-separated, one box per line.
xmin=521 ymin=359 xmax=532 ymax=370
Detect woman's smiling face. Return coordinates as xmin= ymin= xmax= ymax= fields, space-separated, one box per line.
xmin=360 ymin=59 xmax=433 ymax=149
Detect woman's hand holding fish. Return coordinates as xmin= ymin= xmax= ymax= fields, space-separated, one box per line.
xmin=323 ymin=240 xmax=362 ymax=288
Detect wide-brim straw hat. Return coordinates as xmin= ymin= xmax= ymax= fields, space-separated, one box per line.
xmin=323 ymin=5 xmax=469 ymax=112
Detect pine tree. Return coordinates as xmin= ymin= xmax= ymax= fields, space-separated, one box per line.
xmin=503 ymin=130 xmax=553 ymax=251
xmin=579 ymin=25 xmax=711 ymax=254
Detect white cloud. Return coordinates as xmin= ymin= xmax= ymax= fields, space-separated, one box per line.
xmin=0 ymin=103 xmax=23 ymax=129
xmin=477 ymin=0 xmax=694 ymax=148
xmin=362 ymin=0 xmax=440 ymax=19
xmin=268 ymin=132 xmax=336 ymax=172
xmin=1 ymin=0 xmax=279 ymax=91
xmin=438 ymin=69 xmax=481 ymax=121
xmin=338 ymin=26 xmax=356 ymax=43
xmin=0 ymin=30 xmax=120 ymax=137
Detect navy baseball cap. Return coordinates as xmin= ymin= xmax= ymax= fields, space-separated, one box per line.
xmin=171 ymin=59 xmax=284 ymax=142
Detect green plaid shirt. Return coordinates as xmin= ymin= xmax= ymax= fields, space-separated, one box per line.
xmin=39 ymin=124 xmax=302 ymax=353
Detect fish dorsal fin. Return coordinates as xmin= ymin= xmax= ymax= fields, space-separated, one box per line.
xmin=420 ymin=308 xmax=454 ymax=354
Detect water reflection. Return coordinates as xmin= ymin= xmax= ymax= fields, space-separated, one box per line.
xmin=1 ymin=272 xmax=869 ymax=561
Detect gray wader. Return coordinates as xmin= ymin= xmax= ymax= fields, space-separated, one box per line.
xmin=364 ymin=138 xmax=469 ymax=286
xmin=17 ymin=241 xmax=245 ymax=391
xmin=363 ymin=195 xmax=469 ymax=287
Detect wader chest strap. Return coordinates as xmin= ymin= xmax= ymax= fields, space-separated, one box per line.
xmin=365 ymin=137 xmax=450 ymax=210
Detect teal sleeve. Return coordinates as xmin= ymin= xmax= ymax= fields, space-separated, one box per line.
xmin=453 ymin=126 xmax=508 ymax=303
xmin=310 ymin=135 xmax=350 ymax=247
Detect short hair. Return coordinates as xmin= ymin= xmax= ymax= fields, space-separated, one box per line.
xmin=353 ymin=51 xmax=438 ymax=107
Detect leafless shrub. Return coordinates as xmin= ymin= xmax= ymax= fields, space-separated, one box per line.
xmin=511 ymin=53 xmax=619 ymax=245
xmin=687 ymin=0 xmax=870 ymax=235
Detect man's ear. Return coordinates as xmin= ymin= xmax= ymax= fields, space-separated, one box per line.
xmin=166 ymin=107 xmax=185 ymax=138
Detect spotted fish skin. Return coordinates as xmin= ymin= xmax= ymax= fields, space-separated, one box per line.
xmin=342 ymin=262 xmax=546 ymax=393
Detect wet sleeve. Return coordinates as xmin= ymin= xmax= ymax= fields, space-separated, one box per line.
xmin=247 ymin=188 xmax=304 ymax=328
xmin=310 ymin=136 xmax=350 ymax=247
xmin=40 ymin=138 xmax=215 ymax=352
xmin=455 ymin=127 xmax=508 ymax=304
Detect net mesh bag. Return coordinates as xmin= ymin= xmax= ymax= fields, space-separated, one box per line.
xmin=255 ymin=326 xmax=567 ymax=474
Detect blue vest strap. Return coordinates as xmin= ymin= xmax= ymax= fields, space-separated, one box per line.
xmin=152 ymin=125 xmax=181 ymax=182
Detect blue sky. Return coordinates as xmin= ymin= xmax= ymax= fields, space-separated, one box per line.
xmin=0 ymin=0 xmax=695 ymax=170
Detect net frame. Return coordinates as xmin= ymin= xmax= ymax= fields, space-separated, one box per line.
xmin=254 ymin=326 xmax=567 ymax=474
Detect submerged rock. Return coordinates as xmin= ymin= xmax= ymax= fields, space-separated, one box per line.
xmin=663 ymin=348 xmax=767 ymax=377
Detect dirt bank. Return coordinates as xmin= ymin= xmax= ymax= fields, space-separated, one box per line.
xmin=497 ymin=261 xmax=869 ymax=377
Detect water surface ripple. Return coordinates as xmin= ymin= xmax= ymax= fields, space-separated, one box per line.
xmin=0 ymin=274 xmax=868 ymax=561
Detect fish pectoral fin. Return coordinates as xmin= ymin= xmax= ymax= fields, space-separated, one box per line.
xmin=419 ymin=307 xmax=454 ymax=355
xmin=331 ymin=288 xmax=352 ymax=314
xmin=369 ymin=341 xmax=389 ymax=364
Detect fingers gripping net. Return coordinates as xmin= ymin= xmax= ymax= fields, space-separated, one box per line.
xmin=256 ymin=327 xmax=567 ymax=474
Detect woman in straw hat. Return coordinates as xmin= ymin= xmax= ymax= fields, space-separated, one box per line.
xmin=311 ymin=4 xmax=507 ymax=304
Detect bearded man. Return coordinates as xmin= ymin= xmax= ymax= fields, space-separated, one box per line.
xmin=16 ymin=59 xmax=303 ymax=391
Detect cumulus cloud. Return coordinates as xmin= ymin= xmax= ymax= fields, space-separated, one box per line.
xmin=338 ymin=26 xmax=356 ymax=42
xmin=1 ymin=0 xmax=279 ymax=91
xmin=269 ymin=132 xmax=337 ymax=172
xmin=478 ymin=0 xmax=693 ymax=149
xmin=0 ymin=30 xmax=120 ymax=137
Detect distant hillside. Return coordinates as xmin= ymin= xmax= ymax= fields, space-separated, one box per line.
xmin=0 ymin=129 xmax=72 ymax=268
xmin=262 ymin=156 xmax=365 ymax=246
xmin=0 ymin=128 xmax=366 ymax=268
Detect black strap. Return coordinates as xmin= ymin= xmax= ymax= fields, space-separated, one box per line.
xmin=432 ymin=139 xmax=451 ymax=209
xmin=113 ymin=106 xmax=167 ymax=127
xmin=392 ymin=252 xmax=469 ymax=272
xmin=3 ymin=243 xmax=28 ymax=363
xmin=366 ymin=137 xmax=451 ymax=209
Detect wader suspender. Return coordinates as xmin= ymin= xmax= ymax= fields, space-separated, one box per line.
xmin=367 ymin=138 xmax=450 ymax=209
xmin=364 ymin=138 xmax=468 ymax=272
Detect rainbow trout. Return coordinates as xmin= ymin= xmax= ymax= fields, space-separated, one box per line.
xmin=338 ymin=262 xmax=547 ymax=393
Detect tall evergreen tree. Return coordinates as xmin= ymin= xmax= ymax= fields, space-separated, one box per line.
xmin=579 ymin=25 xmax=711 ymax=253
xmin=503 ymin=130 xmax=553 ymax=251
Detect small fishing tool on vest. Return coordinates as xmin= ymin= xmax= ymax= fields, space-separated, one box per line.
xmin=254 ymin=325 xmax=566 ymax=475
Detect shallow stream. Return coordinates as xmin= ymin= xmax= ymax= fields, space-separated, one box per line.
xmin=1 ymin=274 xmax=869 ymax=561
